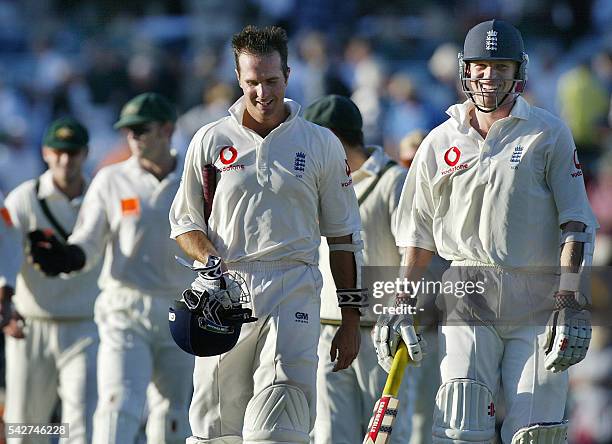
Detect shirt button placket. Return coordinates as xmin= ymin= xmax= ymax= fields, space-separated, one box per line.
xmin=257 ymin=139 xmax=269 ymax=186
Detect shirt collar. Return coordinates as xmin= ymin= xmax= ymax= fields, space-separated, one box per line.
xmin=359 ymin=145 xmax=389 ymax=176
xmin=37 ymin=169 xmax=88 ymax=203
xmin=446 ymin=95 xmax=531 ymax=127
xmin=352 ymin=145 xmax=392 ymax=183
xmin=228 ymin=97 xmax=301 ymax=128
xmin=127 ymin=149 xmax=182 ymax=182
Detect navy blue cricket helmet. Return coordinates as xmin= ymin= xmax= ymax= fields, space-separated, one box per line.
xmin=169 ymin=299 xmax=243 ymax=357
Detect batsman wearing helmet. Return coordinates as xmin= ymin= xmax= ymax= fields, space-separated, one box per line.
xmin=169 ymin=26 xmax=364 ymax=444
xmin=373 ymin=20 xmax=598 ymax=443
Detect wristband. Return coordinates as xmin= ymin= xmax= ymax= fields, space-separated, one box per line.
xmin=337 ymin=288 xmax=369 ymax=311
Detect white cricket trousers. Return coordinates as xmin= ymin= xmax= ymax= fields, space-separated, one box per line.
xmin=187 ymin=261 xmax=322 ymax=444
xmin=437 ymin=264 xmax=568 ymax=443
xmin=92 ymin=287 xmax=194 ymax=444
xmin=313 ymin=324 xmax=412 ymax=444
xmin=4 ymin=318 xmax=98 ymax=444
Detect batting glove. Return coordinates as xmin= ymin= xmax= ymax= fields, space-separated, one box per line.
xmin=373 ymin=312 xmax=427 ymax=373
xmin=543 ymin=291 xmax=591 ymax=373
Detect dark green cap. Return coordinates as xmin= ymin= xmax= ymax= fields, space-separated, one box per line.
xmin=43 ymin=117 xmax=89 ymax=150
xmin=303 ymin=95 xmax=363 ymax=132
xmin=114 ymin=92 xmax=177 ymax=129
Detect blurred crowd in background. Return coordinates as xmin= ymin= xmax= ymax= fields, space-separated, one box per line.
xmin=0 ymin=0 xmax=611 ymax=442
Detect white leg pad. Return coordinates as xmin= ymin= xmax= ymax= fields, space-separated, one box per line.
xmin=510 ymin=421 xmax=568 ymax=444
xmin=432 ymin=378 xmax=496 ymax=443
xmin=243 ymin=384 xmax=310 ymax=444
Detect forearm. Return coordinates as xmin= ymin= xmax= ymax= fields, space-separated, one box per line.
xmin=328 ymin=234 xmax=361 ymax=320
xmin=399 ymin=246 xmax=435 ymax=284
xmin=175 ymin=230 xmax=220 ymax=264
xmin=328 ymin=235 xmax=356 ymax=288
xmin=559 ymin=221 xmax=586 ymax=270
xmin=558 ymin=221 xmax=591 ymax=306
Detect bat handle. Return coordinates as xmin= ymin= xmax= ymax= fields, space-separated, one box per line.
xmin=383 ymin=341 xmax=409 ymax=397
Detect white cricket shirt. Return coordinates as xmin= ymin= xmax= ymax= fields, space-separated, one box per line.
xmin=319 ymin=146 xmax=406 ymax=322
xmin=169 ymin=98 xmax=361 ymax=264
xmin=0 ymin=191 xmax=22 ymax=288
xmin=70 ymin=154 xmax=192 ymax=295
xmin=396 ymin=97 xmax=597 ymax=267
xmin=5 ymin=171 xmax=100 ymax=319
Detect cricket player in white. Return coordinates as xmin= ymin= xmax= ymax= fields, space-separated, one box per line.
xmin=0 ymin=191 xmax=22 ymax=330
xmin=30 ymin=94 xmax=195 ymax=444
xmin=4 ymin=117 xmax=100 ymax=444
xmin=302 ymin=95 xmax=412 ymax=444
xmin=169 ymin=26 xmax=364 ymax=444
xmin=373 ymin=20 xmax=597 ymax=443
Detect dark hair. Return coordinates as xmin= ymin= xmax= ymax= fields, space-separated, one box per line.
xmin=333 ymin=129 xmax=364 ymax=148
xmin=232 ymin=25 xmax=289 ymax=79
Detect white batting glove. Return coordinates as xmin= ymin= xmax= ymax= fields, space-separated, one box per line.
xmin=373 ymin=312 xmax=427 ymax=373
xmin=543 ymin=291 xmax=591 ymax=373
xmin=190 ymin=256 xmax=244 ymax=310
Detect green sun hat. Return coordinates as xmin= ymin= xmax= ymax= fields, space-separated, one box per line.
xmin=43 ymin=117 xmax=89 ymax=150
xmin=114 ymin=92 xmax=177 ymax=129
xmin=303 ymin=94 xmax=363 ymax=132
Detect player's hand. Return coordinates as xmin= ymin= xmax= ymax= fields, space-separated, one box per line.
xmin=0 ymin=285 xmax=14 ymax=329
xmin=543 ymin=291 xmax=591 ymax=372
xmin=331 ymin=308 xmax=360 ymax=372
xmin=373 ymin=312 xmax=427 ymax=373
xmin=179 ymin=255 xmax=257 ymax=325
xmin=2 ymin=309 xmax=25 ymax=339
xmin=27 ymin=229 xmax=85 ymax=276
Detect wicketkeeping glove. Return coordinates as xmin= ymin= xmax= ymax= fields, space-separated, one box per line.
xmin=543 ymin=291 xmax=591 ymax=373
xmin=27 ymin=229 xmax=85 ymax=276
xmin=373 ymin=311 xmax=427 ymax=373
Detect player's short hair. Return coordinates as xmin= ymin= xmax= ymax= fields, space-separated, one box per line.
xmin=334 ymin=129 xmax=364 ymax=148
xmin=232 ymin=25 xmax=289 ymax=79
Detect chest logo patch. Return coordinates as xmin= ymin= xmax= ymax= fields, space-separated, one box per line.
xmin=294 ymin=152 xmax=306 ymax=176
xmin=219 ymin=146 xmax=238 ymax=165
xmin=121 ymin=197 xmax=140 ymax=216
xmin=510 ymin=145 xmax=524 ymax=169
xmin=444 ymin=146 xmax=461 ymax=166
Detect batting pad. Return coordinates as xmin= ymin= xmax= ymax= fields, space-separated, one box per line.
xmin=364 ymin=395 xmax=399 ymax=444
xmin=511 ymin=421 xmax=568 ymax=444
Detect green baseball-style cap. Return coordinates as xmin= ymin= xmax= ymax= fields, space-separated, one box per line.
xmin=113 ymin=92 xmax=177 ymax=129
xmin=303 ymin=95 xmax=363 ymax=132
xmin=43 ymin=117 xmax=89 ymax=150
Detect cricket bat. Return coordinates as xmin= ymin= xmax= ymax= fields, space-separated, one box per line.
xmin=202 ymin=164 xmax=218 ymax=225
xmin=363 ymin=341 xmax=410 ymax=444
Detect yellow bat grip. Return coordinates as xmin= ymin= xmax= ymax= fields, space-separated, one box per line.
xmin=383 ymin=341 xmax=409 ymax=397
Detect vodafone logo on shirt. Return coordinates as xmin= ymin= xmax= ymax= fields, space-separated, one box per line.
xmin=571 ymin=149 xmax=583 ymax=178
xmin=220 ymin=146 xmax=238 ymax=165
xmin=217 ymin=146 xmax=244 ymax=173
xmin=341 ymin=159 xmax=353 ymax=187
xmin=444 ymin=146 xmax=461 ymax=166
xmin=441 ymin=146 xmax=469 ymax=176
